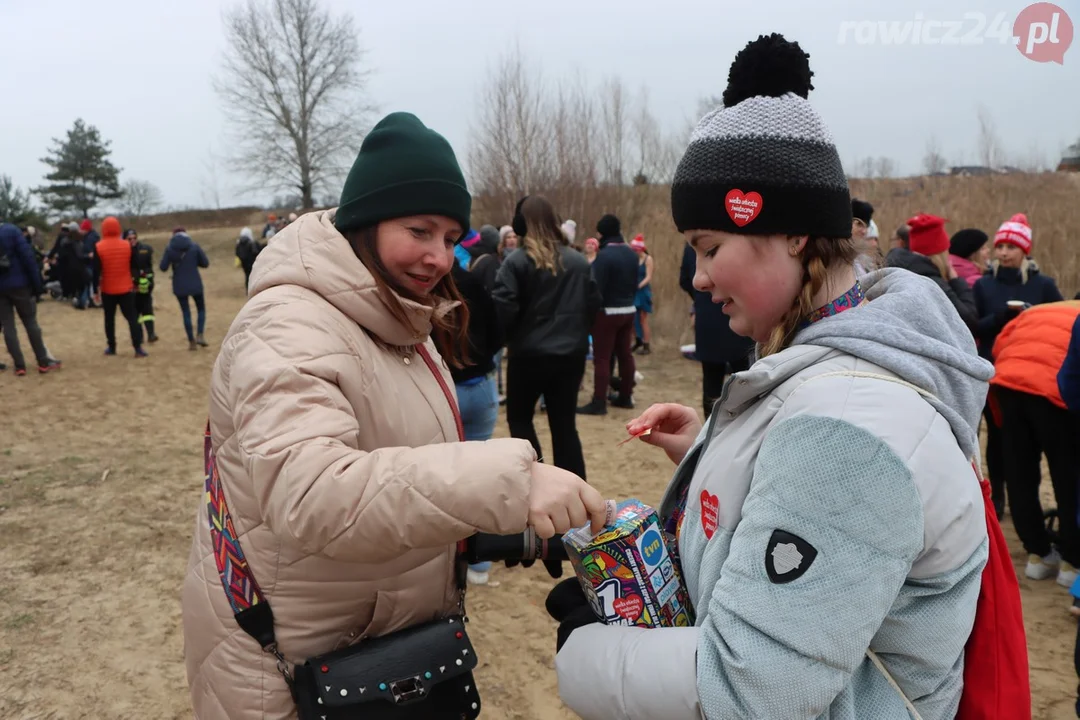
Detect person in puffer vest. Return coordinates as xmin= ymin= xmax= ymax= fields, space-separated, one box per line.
xmin=94 ymin=217 xmax=146 ymax=357
xmin=990 ymin=301 xmax=1080 ymax=587
xmin=549 ymin=33 xmax=1001 ymax=720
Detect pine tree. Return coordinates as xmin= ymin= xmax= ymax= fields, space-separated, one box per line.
xmin=0 ymin=175 xmax=48 ymax=229
xmin=35 ymin=119 xmax=122 ymax=218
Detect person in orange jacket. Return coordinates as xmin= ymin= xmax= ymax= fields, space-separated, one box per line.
xmin=93 ymin=217 xmax=146 ymax=358
xmin=992 ymin=300 xmax=1080 ymax=587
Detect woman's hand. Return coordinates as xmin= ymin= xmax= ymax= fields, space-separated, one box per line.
xmin=627 ymin=404 xmax=703 ymax=465
xmin=528 ymin=463 xmax=609 ymax=539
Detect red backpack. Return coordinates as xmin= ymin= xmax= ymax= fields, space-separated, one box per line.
xmin=957 ymin=461 xmax=1031 ymax=720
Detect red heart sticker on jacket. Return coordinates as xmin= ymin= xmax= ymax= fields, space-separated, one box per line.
xmin=700 ymin=490 xmax=719 ymax=539
xmin=725 ymin=189 xmax=763 ymax=227
xmin=612 ymin=594 xmax=643 ymax=621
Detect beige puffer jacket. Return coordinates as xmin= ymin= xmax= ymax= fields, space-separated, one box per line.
xmin=181 ymin=210 xmax=536 ymax=719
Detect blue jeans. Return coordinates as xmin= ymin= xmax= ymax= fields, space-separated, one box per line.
xmin=457 ymin=374 xmax=498 ymax=572
xmin=494 ymin=348 xmax=504 ymax=394
xmin=176 ymin=293 xmax=206 ymax=341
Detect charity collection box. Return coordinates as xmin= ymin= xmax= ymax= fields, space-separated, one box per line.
xmin=562 ymin=498 xmax=694 ymax=628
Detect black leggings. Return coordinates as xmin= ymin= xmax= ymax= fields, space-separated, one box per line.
xmin=701 ymin=355 xmax=752 ymax=419
xmin=506 ymin=353 xmax=588 ymax=480
xmin=984 ymin=400 xmax=1006 ymax=517
xmin=997 ymin=386 xmax=1080 ymax=566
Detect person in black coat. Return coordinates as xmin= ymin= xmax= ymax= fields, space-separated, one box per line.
xmin=493 ymin=196 xmax=601 ymax=479
xmin=680 ymin=243 xmax=755 ymax=418
xmin=974 ymin=214 xmax=1063 ymax=361
xmin=48 ymin=222 xmax=89 ymax=306
xmin=973 ymin=213 xmax=1063 ymax=517
xmin=126 ymin=229 xmax=158 ymax=343
xmin=465 ymin=224 xmax=501 ymax=294
xmin=886 ymin=214 xmax=977 ymax=330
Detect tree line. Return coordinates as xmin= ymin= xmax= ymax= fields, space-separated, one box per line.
xmin=4 ymin=0 xmax=1075 ymax=228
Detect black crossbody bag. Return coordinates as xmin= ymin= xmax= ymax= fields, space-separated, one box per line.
xmin=204 ymin=344 xmax=481 ymax=719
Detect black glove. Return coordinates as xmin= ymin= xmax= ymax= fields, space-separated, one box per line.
xmin=504 ymin=534 xmax=568 ymax=579
xmin=546 ymin=577 xmax=599 ymax=652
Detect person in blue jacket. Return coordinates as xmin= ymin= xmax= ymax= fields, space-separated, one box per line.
xmin=680 ymin=243 xmax=755 ymax=418
xmin=160 ymin=228 xmax=210 ymax=350
xmin=974 ymin=213 xmax=1063 ymax=517
xmin=1058 ymin=314 xmax=1080 ymax=716
xmin=549 ymin=34 xmax=994 ymax=720
xmin=0 ymin=223 xmax=60 ymax=375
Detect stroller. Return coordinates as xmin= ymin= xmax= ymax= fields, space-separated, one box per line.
xmin=42 ymin=257 xmax=63 ymax=300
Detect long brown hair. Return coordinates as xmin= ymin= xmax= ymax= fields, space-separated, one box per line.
xmin=760 ymin=236 xmax=860 ymax=358
xmin=345 ymin=226 xmax=470 ymax=368
xmin=519 ymin=196 xmax=567 ymax=274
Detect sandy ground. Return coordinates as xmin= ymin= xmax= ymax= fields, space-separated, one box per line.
xmin=0 ymin=228 xmax=1076 ymax=719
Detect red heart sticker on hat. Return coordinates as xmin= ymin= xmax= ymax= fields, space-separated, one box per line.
xmin=612 ymin=594 xmax=643 ymax=621
xmin=725 ymin=189 xmax=763 ymax=227
xmin=700 ymin=490 xmax=719 ymax=539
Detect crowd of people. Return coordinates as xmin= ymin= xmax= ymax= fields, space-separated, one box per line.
xmin=4 ymin=29 xmax=1077 ymax=720
xmin=843 ymin=197 xmax=1076 ymax=600
xmin=0 ymin=219 xmax=213 ymax=371
xmin=173 ymin=31 xmax=1079 ymax=720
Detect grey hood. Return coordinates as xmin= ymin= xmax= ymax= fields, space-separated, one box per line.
xmin=794 ymin=267 xmax=993 ymax=457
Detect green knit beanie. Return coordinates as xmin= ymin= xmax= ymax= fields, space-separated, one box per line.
xmin=334 ymin=112 xmax=471 ymax=234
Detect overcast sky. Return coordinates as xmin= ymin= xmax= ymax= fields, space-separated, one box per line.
xmin=1 ymin=0 xmax=1074 ymax=211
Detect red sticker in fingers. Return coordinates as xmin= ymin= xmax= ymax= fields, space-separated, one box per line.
xmin=612 ymin=594 xmax=643 ymax=621
xmin=615 ymin=427 xmax=653 ymax=447
xmin=700 ymin=490 xmax=719 ymax=539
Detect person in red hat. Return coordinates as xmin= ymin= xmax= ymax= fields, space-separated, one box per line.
xmin=885 ymin=213 xmax=976 ymax=328
xmin=631 ymin=234 xmax=653 ymax=355
xmin=973 ymin=212 xmax=1064 ymax=517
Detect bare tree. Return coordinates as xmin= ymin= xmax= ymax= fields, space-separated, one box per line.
xmin=923 ymin=135 xmax=947 ymax=175
xmin=1014 ymin=142 xmax=1047 ymax=173
xmin=852 ymin=157 xmax=875 ymax=178
xmin=467 ymin=47 xmax=550 ymax=216
xmin=215 ymin=0 xmax=374 ymax=209
xmin=120 ymin=179 xmax=164 ymax=218
xmin=597 ymin=77 xmax=631 ymax=186
xmin=873 ymin=157 xmax=897 ymax=178
xmin=976 ymin=106 xmax=1003 ymax=169
xmin=199 ymin=146 xmax=225 ymax=210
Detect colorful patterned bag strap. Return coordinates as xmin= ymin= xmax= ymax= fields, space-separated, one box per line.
xmin=204 ymin=422 xmax=290 ymax=678
xmin=203 ymin=345 xmax=463 ymax=670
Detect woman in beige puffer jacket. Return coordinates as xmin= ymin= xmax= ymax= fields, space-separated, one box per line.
xmin=181 ymin=112 xmax=606 ymax=719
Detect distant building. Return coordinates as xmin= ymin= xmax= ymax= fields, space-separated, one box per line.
xmin=950 ymin=166 xmax=994 ymax=177
xmin=1057 ymin=141 xmax=1080 ymax=172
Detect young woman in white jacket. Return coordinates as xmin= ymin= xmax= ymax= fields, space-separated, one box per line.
xmin=548 ymin=34 xmax=998 ymax=720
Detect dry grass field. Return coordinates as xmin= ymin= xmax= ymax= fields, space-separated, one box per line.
xmin=1 ymin=218 xmax=1077 ymax=719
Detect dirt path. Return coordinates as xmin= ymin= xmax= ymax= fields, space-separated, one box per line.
xmin=1 ymin=228 xmax=1075 ymax=718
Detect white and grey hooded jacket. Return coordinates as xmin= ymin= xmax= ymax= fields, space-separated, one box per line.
xmin=555 ymin=268 xmax=994 ymax=720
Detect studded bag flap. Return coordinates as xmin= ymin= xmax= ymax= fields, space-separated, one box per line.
xmin=291 ymin=615 xmax=480 ymax=719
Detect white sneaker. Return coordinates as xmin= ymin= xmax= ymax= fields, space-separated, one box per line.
xmin=1025 ymin=550 xmax=1062 ymax=580
xmin=1057 ymin=561 xmax=1078 ymax=588
xmin=466 ymin=569 xmax=489 ymax=586
xmin=634 ymin=371 xmax=645 ymax=383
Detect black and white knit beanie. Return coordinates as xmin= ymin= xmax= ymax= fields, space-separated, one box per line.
xmin=671 ymin=34 xmax=851 ymax=238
